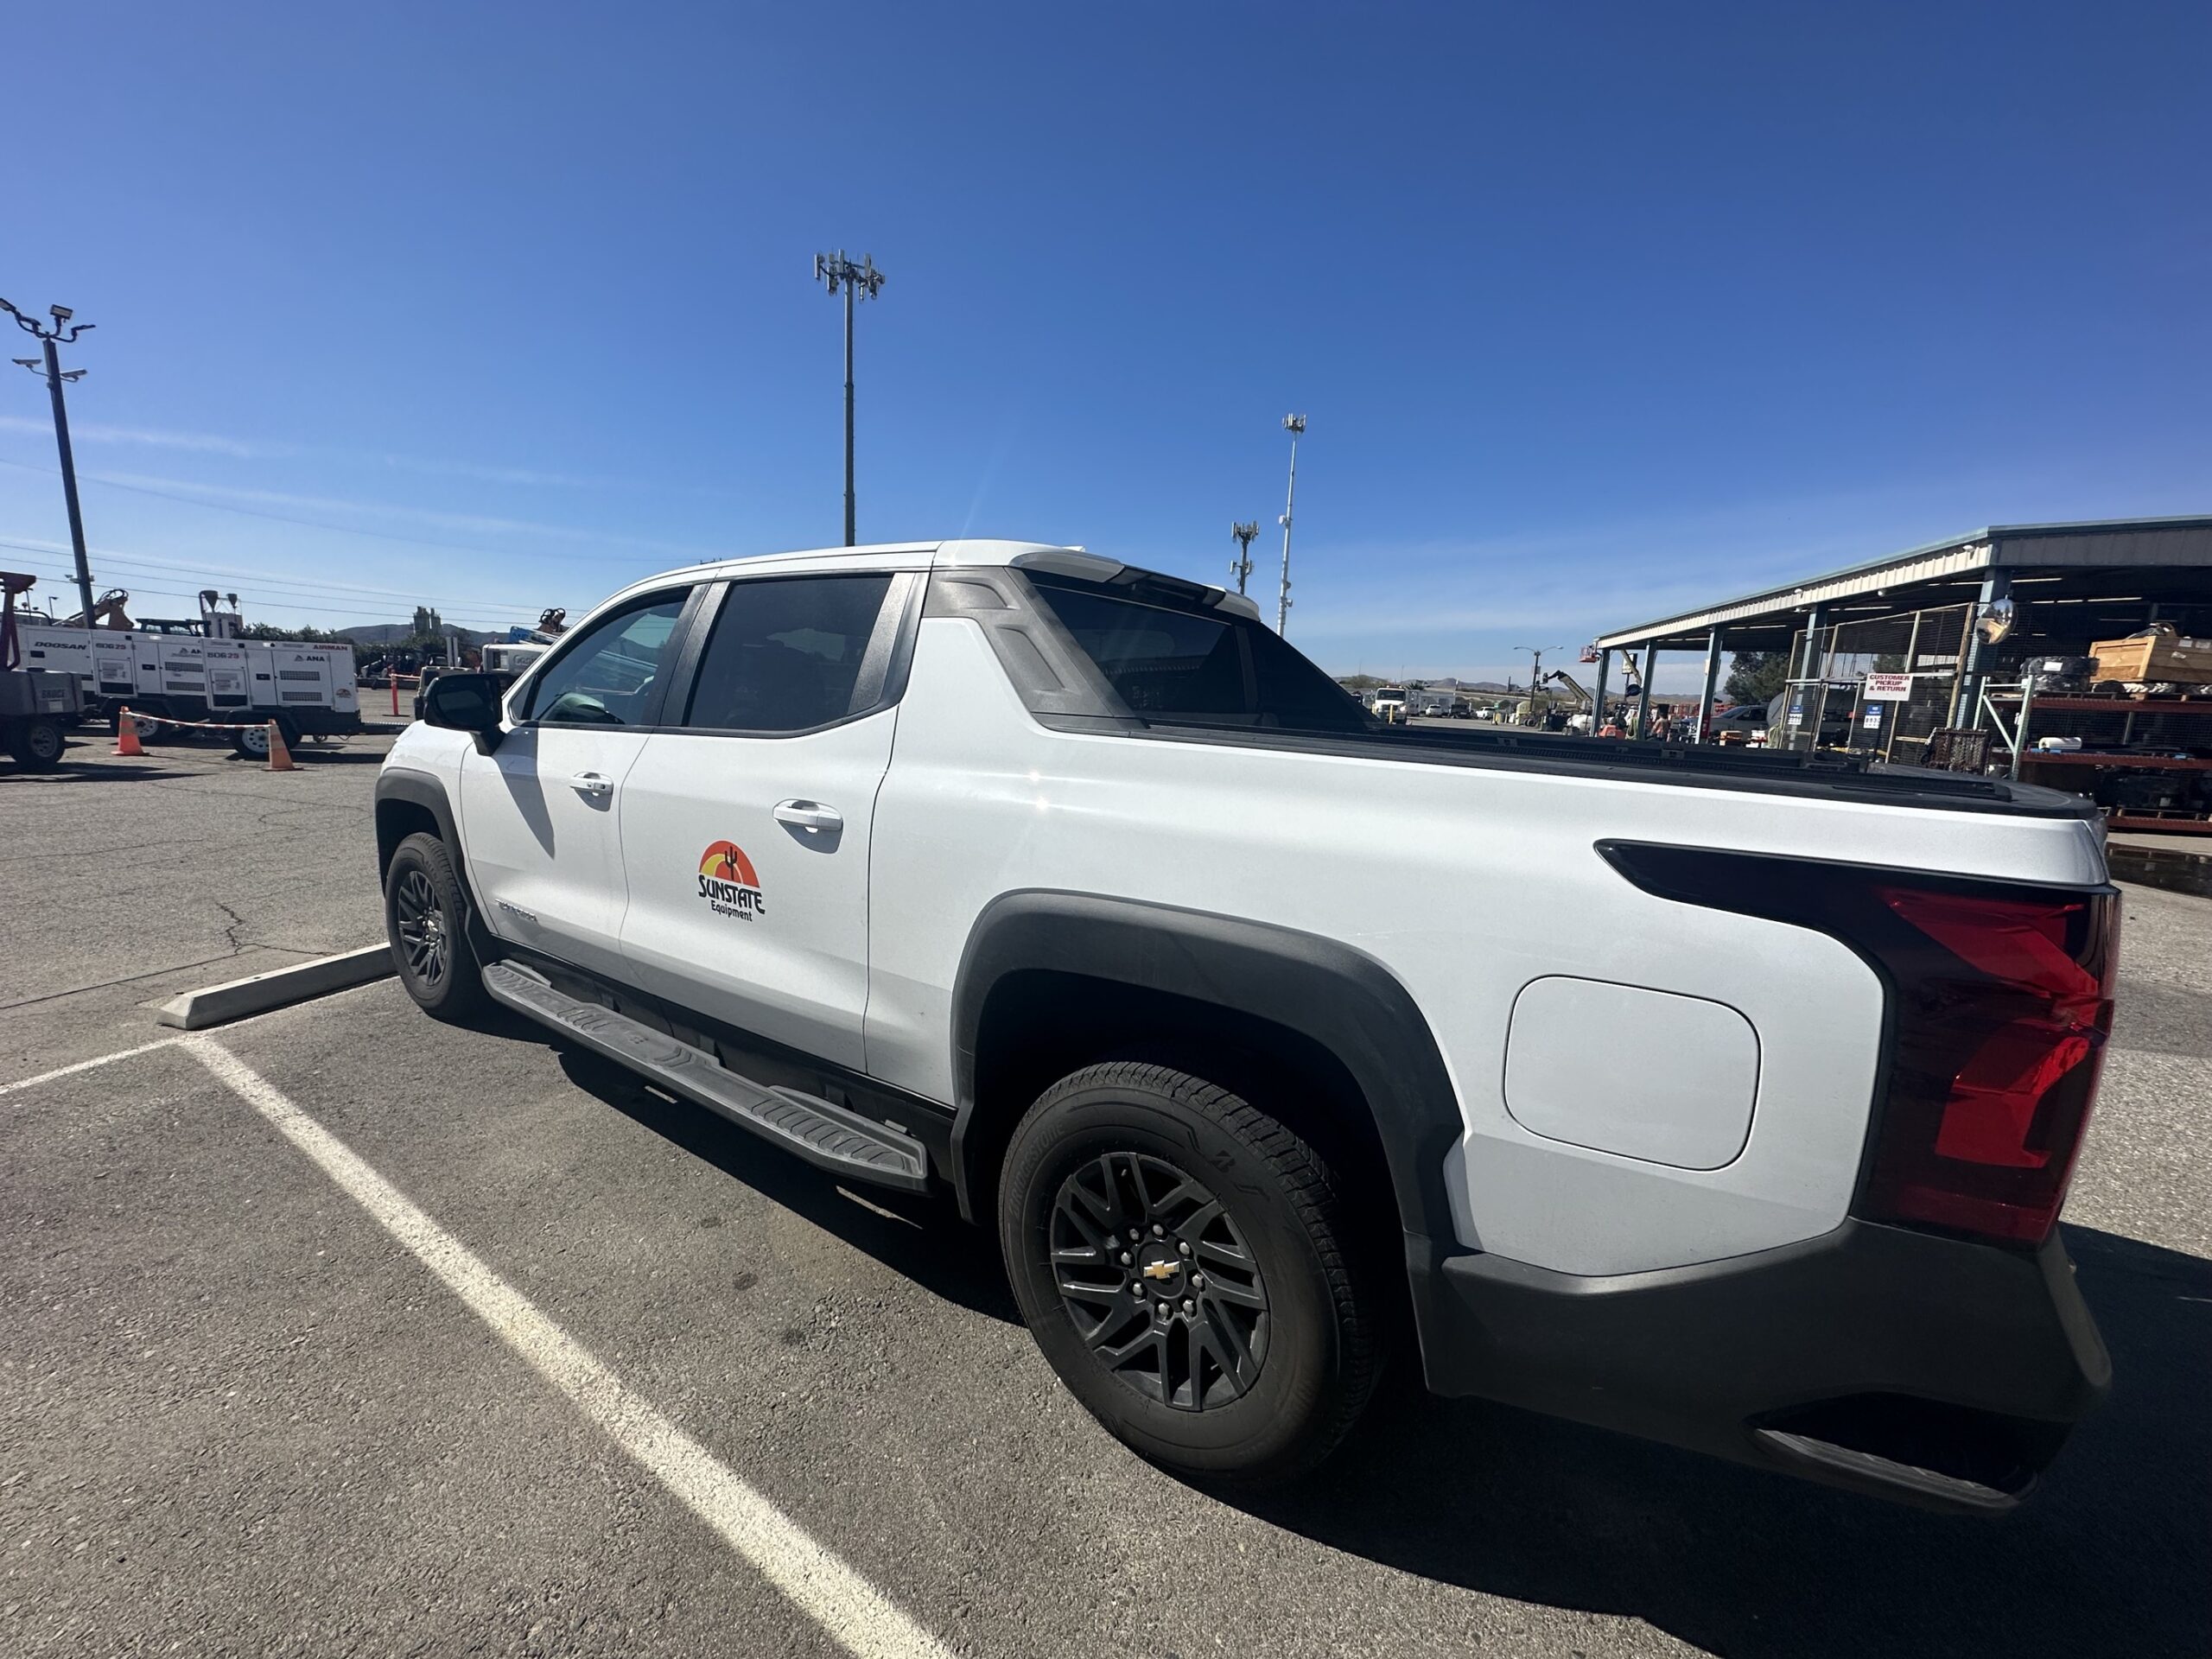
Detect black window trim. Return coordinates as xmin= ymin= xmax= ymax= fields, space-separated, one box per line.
xmin=657 ymin=569 xmax=925 ymax=741
xmin=512 ymin=583 xmax=705 ymax=730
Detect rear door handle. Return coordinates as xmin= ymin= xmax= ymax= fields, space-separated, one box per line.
xmin=772 ymin=798 xmax=842 ymax=833
xmin=569 ymin=772 xmax=613 ymax=798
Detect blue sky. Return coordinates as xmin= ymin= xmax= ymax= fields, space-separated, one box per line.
xmin=2 ymin=2 xmax=2206 ymax=686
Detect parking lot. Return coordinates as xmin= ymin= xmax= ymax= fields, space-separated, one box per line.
xmin=3 ymin=727 xmax=2208 ymax=1657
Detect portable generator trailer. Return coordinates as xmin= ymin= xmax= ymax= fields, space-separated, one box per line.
xmin=1 ymin=572 xmax=84 ymax=768
xmin=16 ymin=588 xmax=361 ymax=746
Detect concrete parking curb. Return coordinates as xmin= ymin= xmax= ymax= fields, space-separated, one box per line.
xmin=2108 ymin=840 xmax=2212 ymax=899
xmin=156 ymin=945 xmax=395 ymax=1030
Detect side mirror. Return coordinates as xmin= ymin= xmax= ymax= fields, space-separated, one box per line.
xmin=419 ymin=671 xmax=512 ymax=753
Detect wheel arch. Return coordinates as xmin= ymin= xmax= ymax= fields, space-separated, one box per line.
xmin=374 ymin=768 xmax=496 ymax=960
xmin=948 ymin=892 xmax=1465 ymax=1260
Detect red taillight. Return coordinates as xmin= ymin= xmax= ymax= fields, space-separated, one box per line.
xmin=1598 ymin=842 xmax=2122 ymax=1249
xmin=1860 ymin=887 xmax=2119 ymax=1244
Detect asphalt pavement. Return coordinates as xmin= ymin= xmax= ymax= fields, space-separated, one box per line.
xmin=2 ymin=728 xmax=2207 ymax=1657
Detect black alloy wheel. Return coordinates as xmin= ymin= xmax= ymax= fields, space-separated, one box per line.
xmin=383 ymin=831 xmax=488 ymax=1020
xmin=1001 ymin=1061 xmax=1382 ymax=1485
xmin=1049 ymin=1151 xmax=1269 ymax=1411
xmin=393 ymin=867 xmax=448 ymax=989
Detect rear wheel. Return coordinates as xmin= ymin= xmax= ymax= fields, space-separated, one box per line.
xmin=1000 ymin=1061 xmax=1382 ymax=1485
xmin=232 ymin=722 xmax=270 ymax=760
xmin=383 ymin=832 xmax=487 ymax=1020
xmin=8 ymin=717 xmax=65 ymax=769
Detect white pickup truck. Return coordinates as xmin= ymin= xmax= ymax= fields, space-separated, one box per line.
xmin=376 ymin=540 xmax=2117 ymax=1510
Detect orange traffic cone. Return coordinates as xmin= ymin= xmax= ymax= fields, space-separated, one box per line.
xmin=264 ymin=720 xmax=297 ymax=772
xmin=114 ymin=707 xmax=144 ymax=756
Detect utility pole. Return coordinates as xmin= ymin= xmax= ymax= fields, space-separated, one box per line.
xmin=1516 ymin=645 xmax=1562 ymax=725
xmin=3 ymin=300 xmax=96 ymax=626
xmin=1230 ymin=521 xmax=1259 ymax=595
xmin=813 ymin=251 xmax=886 ymax=547
xmin=1276 ymin=415 xmax=1305 ymax=634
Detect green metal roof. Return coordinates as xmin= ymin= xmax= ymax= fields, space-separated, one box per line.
xmin=1593 ymin=514 xmax=2212 ymax=652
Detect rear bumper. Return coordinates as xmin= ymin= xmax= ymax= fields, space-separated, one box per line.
xmin=1408 ymin=1219 xmax=2110 ymax=1514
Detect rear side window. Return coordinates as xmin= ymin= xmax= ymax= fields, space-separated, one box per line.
xmin=526 ymin=591 xmax=690 ymax=726
xmin=1024 ymin=572 xmax=1370 ymax=733
xmin=681 ymin=574 xmax=896 ymax=734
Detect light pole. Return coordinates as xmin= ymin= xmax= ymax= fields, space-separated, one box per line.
xmin=3 ymin=300 xmax=96 ymax=626
xmin=812 ymin=251 xmax=886 ymax=547
xmin=1230 ymin=521 xmax=1259 ymax=595
xmin=1516 ymin=645 xmax=1560 ymax=724
xmin=1276 ymin=415 xmax=1305 ymax=634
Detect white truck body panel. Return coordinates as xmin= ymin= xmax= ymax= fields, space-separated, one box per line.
xmin=862 ymin=601 xmax=2101 ymax=1276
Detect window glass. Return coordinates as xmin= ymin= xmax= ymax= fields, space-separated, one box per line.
xmin=525 ymin=592 xmax=689 ymax=726
xmin=682 ymin=574 xmax=894 ymax=733
xmin=1025 ymin=572 xmax=1370 ymax=733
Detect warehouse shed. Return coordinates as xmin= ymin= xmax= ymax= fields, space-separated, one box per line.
xmin=1588 ymin=515 xmax=2212 ymax=834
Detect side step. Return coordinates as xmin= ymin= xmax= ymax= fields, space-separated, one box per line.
xmin=482 ymin=961 xmax=928 ymax=1192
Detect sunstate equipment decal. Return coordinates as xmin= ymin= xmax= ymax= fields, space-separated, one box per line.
xmin=696 ymin=841 xmax=765 ymax=919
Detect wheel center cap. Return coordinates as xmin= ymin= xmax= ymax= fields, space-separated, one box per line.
xmin=1136 ymin=1246 xmax=1184 ymax=1294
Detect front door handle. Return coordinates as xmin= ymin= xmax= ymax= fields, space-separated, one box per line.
xmin=772 ymin=798 xmax=842 ymax=833
xmin=569 ymin=772 xmax=613 ymax=798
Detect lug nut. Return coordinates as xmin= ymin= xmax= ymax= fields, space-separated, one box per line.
xmin=1151 ymin=1224 xmax=1165 ymax=1236
xmin=1119 ymin=1252 xmax=1132 ymax=1266
xmin=1192 ymin=1274 xmax=1205 ymax=1289
xmin=1178 ymin=1241 xmax=1192 ymax=1257
xmin=1182 ymin=1298 xmax=1195 ymax=1315
xmin=1128 ymin=1230 xmax=1141 ymax=1243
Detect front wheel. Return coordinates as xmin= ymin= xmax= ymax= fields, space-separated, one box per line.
xmin=1000 ymin=1061 xmax=1382 ymax=1486
xmin=383 ymin=832 xmax=487 ymax=1020
xmin=9 ymin=717 xmax=65 ymax=769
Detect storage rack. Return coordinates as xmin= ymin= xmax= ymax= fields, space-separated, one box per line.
xmin=1980 ymin=680 xmax=2212 ymax=834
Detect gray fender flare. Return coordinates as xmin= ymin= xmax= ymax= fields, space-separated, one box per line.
xmin=947 ymin=889 xmax=1465 ymax=1247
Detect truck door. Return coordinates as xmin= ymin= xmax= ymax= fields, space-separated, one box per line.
xmin=616 ymin=569 xmax=916 ymax=1071
xmin=455 ymin=587 xmax=695 ymax=980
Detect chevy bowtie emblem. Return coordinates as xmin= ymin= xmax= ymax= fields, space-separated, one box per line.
xmin=1141 ymin=1261 xmax=1179 ymax=1281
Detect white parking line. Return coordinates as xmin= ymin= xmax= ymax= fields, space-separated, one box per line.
xmin=0 ymin=1039 xmax=178 ymax=1098
xmin=179 ymin=1035 xmax=955 ymax=1659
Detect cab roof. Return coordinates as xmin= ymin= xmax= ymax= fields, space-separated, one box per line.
xmin=600 ymin=540 xmax=1262 ymax=619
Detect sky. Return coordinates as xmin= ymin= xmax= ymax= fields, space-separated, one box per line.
xmin=2 ymin=2 xmax=2207 ymax=689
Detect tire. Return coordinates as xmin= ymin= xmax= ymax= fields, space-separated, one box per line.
xmin=274 ymin=713 xmax=303 ymax=750
xmin=232 ymin=722 xmax=271 ymax=760
xmin=383 ymin=831 xmax=488 ymax=1020
xmin=1000 ymin=1061 xmax=1382 ymax=1486
xmin=9 ymin=717 xmax=66 ymax=770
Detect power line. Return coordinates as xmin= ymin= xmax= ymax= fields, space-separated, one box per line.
xmin=0 ymin=454 xmax=671 ymax=566
xmin=4 ymin=541 xmax=550 ymax=611
xmin=0 ymin=541 xmax=549 ymax=622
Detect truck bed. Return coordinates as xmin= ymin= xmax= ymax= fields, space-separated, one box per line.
xmin=1136 ymin=718 xmax=2096 ymax=819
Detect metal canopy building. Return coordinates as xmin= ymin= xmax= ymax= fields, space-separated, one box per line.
xmin=1586 ymin=514 xmax=2212 ymax=758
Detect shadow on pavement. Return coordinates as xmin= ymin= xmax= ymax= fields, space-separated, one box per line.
xmin=22 ymin=760 xmax=201 ymax=782
xmin=546 ymin=1041 xmax=1021 ymax=1325
xmin=1234 ymin=1224 xmax=2208 ymax=1659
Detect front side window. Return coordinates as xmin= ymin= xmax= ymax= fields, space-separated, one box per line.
xmin=525 ymin=591 xmax=690 ymax=726
xmin=1024 ymin=571 xmax=1371 ymax=733
xmin=681 ymin=574 xmax=896 ymax=734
